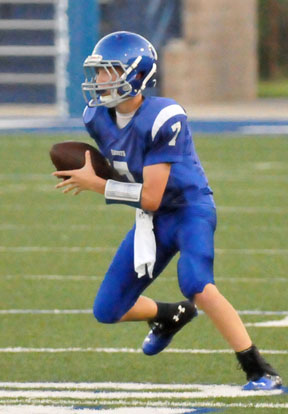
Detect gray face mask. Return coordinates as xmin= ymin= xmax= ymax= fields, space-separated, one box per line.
xmin=82 ymin=57 xmax=135 ymax=108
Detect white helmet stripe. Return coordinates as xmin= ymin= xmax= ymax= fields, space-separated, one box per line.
xmin=152 ymin=105 xmax=186 ymax=141
xmin=140 ymin=63 xmax=157 ymax=92
xmin=125 ymin=56 xmax=142 ymax=75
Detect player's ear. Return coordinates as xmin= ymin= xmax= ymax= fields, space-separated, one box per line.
xmin=136 ymin=72 xmax=144 ymax=80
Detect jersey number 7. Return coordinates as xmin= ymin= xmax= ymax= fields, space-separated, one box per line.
xmin=169 ymin=121 xmax=181 ymax=146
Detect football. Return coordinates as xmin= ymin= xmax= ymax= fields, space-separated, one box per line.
xmin=49 ymin=141 xmax=122 ymax=180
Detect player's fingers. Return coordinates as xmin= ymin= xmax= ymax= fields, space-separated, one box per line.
xmin=84 ymin=150 xmax=91 ymax=164
xmin=63 ymin=184 xmax=79 ymax=194
xmin=55 ymin=177 xmax=73 ymax=189
xmin=73 ymin=187 xmax=82 ymax=196
xmin=84 ymin=150 xmax=94 ymax=171
xmin=52 ymin=170 xmax=73 ymax=177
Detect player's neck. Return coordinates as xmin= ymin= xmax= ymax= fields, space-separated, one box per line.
xmin=116 ymin=94 xmax=143 ymax=114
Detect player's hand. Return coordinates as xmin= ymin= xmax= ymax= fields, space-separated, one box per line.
xmin=52 ymin=151 xmax=106 ymax=195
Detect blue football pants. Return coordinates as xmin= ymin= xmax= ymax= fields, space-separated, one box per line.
xmin=93 ymin=205 xmax=217 ymax=323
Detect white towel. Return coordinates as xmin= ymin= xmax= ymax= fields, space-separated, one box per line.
xmin=134 ymin=208 xmax=156 ymax=278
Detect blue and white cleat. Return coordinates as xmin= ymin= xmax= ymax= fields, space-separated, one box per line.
xmin=243 ymin=374 xmax=282 ymax=391
xmin=142 ymin=303 xmax=198 ymax=356
xmin=142 ymin=322 xmax=174 ymax=356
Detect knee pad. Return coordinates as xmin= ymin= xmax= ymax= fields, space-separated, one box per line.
xmin=93 ymin=297 xmax=121 ymax=324
xmin=177 ymin=252 xmax=214 ymax=298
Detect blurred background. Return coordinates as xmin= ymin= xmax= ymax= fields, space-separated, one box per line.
xmin=0 ymin=0 xmax=287 ymax=128
xmin=0 ymin=1 xmax=288 ymax=403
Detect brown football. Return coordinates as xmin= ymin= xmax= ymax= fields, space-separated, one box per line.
xmin=50 ymin=141 xmax=122 ymax=180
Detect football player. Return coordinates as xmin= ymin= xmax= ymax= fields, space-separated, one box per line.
xmin=53 ymin=31 xmax=282 ymax=390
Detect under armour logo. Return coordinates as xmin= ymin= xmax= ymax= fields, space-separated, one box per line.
xmin=173 ymin=305 xmax=186 ymax=322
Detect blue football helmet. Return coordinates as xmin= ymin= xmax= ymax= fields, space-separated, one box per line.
xmin=82 ymin=31 xmax=158 ymax=108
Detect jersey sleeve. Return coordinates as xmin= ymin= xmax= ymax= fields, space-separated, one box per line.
xmin=144 ymin=104 xmax=191 ymax=166
xmin=82 ymin=105 xmax=106 ymax=156
xmin=83 ymin=105 xmax=98 ymax=138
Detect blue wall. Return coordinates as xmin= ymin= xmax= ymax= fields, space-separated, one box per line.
xmin=66 ymin=0 xmax=99 ymax=117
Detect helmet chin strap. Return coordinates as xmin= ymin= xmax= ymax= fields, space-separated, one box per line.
xmin=99 ymin=87 xmax=131 ymax=108
xmin=99 ymin=94 xmax=118 ymax=108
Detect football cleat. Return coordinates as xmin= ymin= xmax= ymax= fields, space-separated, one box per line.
xmin=236 ymin=344 xmax=282 ymax=390
xmin=142 ymin=303 xmax=197 ymax=356
xmin=243 ymin=374 xmax=282 ymax=391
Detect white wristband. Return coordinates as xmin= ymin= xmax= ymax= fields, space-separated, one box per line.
xmin=105 ymin=180 xmax=143 ymax=207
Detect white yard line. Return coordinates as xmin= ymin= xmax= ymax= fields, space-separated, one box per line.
xmin=216 ymin=277 xmax=288 ymax=283
xmin=0 ymin=309 xmax=92 ymax=314
xmin=209 ymin=175 xmax=288 ymax=183
xmin=3 ymin=274 xmax=288 ymax=282
xmin=0 ymin=383 xmax=287 ymax=412
xmin=0 ymin=246 xmax=288 ymax=255
xmin=1 ymin=185 xmax=54 ymax=193
xmin=1 ymin=223 xmax=287 ymax=232
xmin=189 ymin=203 xmax=283 ymax=214
xmin=0 ymin=246 xmax=115 ymax=253
xmin=238 ymin=310 xmax=288 ymax=315
xmin=0 ymin=174 xmax=51 ymax=180
xmin=1 ymin=172 xmax=288 ymax=181
xmin=1 ymin=403 xmax=288 ymax=413
xmin=1 ymin=403 xmax=287 ymax=413
xmin=0 ymin=309 xmax=287 ymax=316
xmin=4 ymin=274 xmax=103 ymax=281
xmin=0 ymin=204 xmax=122 ymax=211
xmin=0 ymin=224 xmax=115 ymax=231
xmin=0 ymin=204 xmax=287 ymax=214
xmin=0 ymin=407 xmax=196 ymax=414
xmin=215 ymin=249 xmax=288 ymax=255
xmin=0 ymin=385 xmax=283 ymax=400
xmin=0 ymin=381 xmax=283 ymax=391
xmin=116 ymin=401 xmax=288 ymax=409
xmin=0 ymin=382 xmax=234 ymax=390
xmin=246 ymin=316 xmax=288 ymax=327
xmin=218 ymin=206 xmax=288 ymax=213
xmin=0 ymin=347 xmax=287 ymax=355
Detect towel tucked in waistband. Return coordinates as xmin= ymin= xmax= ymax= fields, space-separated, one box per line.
xmin=134 ymin=208 xmax=156 ymax=278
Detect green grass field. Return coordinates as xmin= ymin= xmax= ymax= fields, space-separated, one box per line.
xmin=0 ymin=133 xmax=287 ymax=413
xmin=258 ymin=79 xmax=288 ymax=98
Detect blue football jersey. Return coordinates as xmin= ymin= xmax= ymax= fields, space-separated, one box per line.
xmin=83 ymin=96 xmax=215 ymax=211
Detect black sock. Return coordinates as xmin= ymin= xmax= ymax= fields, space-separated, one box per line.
xmin=236 ymin=344 xmax=279 ymax=381
xmin=153 ymin=300 xmax=197 ymax=330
